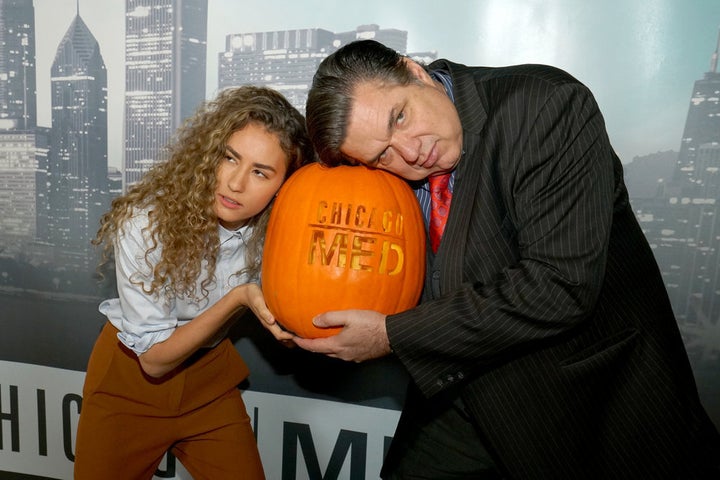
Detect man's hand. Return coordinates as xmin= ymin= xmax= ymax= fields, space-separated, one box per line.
xmin=293 ymin=310 xmax=391 ymax=362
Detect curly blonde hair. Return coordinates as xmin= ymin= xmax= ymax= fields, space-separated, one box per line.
xmin=94 ymin=86 xmax=314 ymax=300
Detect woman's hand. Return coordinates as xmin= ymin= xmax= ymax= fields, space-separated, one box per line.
xmin=242 ymin=283 xmax=295 ymax=343
xmin=139 ymin=282 xmax=288 ymax=377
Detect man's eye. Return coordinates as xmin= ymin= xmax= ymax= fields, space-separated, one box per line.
xmin=373 ymin=149 xmax=389 ymax=164
xmin=376 ymin=148 xmax=393 ymax=166
xmin=396 ymin=111 xmax=405 ymax=124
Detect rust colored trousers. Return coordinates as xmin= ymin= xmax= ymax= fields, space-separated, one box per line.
xmin=74 ymin=322 xmax=265 ymax=479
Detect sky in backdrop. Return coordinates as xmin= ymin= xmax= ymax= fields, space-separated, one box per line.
xmin=32 ymin=0 xmax=720 ymax=170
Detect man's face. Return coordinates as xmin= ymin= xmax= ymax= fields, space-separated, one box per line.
xmin=340 ymin=62 xmax=463 ymax=181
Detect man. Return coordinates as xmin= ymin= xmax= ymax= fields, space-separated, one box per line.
xmin=292 ymin=39 xmax=720 ymax=479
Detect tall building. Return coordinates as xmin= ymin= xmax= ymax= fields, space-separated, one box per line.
xmin=636 ymin=30 xmax=720 ymax=328
xmin=675 ymin=28 xmax=720 ymax=188
xmin=683 ymin=142 xmax=720 ymax=323
xmin=0 ymin=131 xmax=38 ymax=242
xmin=47 ymin=12 xmax=108 ymax=262
xmin=124 ymin=0 xmax=208 ymax=189
xmin=0 ymin=0 xmax=36 ymax=130
xmin=218 ymin=25 xmax=408 ymax=114
xmin=218 ymin=28 xmax=336 ymax=112
xmin=668 ymin=32 xmax=720 ymax=324
xmin=0 ymin=0 xmax=38 ymax=253
xmin=34 ymin=127 xmax=50 ymax=243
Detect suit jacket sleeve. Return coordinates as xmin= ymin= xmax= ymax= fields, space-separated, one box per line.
xmin=387 ymin=63 xmax=618 ymax=397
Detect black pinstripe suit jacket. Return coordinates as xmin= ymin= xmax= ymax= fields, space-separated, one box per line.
xmin=385 ymin=60 xmax=720 ymax=479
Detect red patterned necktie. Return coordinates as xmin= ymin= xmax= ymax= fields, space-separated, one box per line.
xmin=428 ymin=172 xmax=452 ymax=253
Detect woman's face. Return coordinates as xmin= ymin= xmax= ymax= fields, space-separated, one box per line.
xmin=214 ymin=123 xmax=288 ymax=230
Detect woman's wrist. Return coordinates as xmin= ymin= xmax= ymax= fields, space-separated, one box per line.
xmin=232 ymin=283 xmax=250 ymax=306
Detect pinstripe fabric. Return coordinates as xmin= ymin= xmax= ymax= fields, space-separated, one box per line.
xmin=385 ymin=61 xmax=720 ymax=479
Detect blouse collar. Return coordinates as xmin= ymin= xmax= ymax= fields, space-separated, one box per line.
xmin=218 ymin=223 xmax=251 ymax=245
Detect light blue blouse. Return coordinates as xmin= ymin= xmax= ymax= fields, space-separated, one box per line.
xmin=99 ymin=208 xmax=256 ymax=355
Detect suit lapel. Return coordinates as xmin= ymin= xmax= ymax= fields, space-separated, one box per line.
xmin=430 ymin=61 xmax=508 ymax=295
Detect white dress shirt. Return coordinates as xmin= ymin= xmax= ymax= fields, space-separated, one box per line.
xmin=99 ymin=208 xmax=256 ymax=355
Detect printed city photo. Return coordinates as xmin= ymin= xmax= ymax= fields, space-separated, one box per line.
xmin=2 ymin=0 xmax=720 ymax=478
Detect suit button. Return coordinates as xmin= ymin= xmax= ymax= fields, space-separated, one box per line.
xmin=432 ymin=271 xmax=441 ymax=297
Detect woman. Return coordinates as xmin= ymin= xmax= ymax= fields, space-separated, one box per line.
xmin=74 ymin=86 xmax=314 ymax=479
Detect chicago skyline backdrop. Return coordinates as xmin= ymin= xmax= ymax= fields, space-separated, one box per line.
xmin=28 ymin=0 xmax=720 ymax=170
xmin=1 ymin=0 xmax=718 ymax=424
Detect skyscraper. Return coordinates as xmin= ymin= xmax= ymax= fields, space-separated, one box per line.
xmin=0 ymin=0 xmax=36 ymax=130
xmin=219 ymin=28 xmax=336 ymax=113
xmin=218 ymin=24 xmax=409 ymax=114
xmin=670 ymin=31 xmax=720 ymax=324
xmin=47 ymin=11 xmax=108 ymax=261
xmin=124 ymin=0 xmax=208 ymax=189
xmin=636 ymin=29 xmax=720 ymax=327
xmin=676 ymin=28 xmax=720 ymax=189
xmin=0 ymin=131 xmax=39 ymax=240
xmin=0 ymin=0 xmax=38 ymax=252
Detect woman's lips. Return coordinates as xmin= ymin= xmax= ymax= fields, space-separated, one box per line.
xmin=219 ymin=194 xmax=240 ymax=208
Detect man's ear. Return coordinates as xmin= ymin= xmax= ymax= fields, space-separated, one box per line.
xmin=402 ymin=57 xmax=435 ymax=87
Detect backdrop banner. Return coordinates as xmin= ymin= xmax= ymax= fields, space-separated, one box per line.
xmin=2 ymin=1 xmax=720 ymax=479
xmin=0 ymin=361 xmax=399 ymax=480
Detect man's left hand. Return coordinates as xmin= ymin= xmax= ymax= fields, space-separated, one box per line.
xmin=293 ymin=310 xmax=391 ymax=362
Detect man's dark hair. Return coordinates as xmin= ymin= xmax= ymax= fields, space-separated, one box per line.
xmin=305 ymin=39 xmax=421 ymax=166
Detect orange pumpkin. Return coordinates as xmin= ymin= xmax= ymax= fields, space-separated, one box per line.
xmin=261 ymin=163 xmax=426 ymax=338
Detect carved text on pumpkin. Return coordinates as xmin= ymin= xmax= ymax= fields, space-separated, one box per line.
xmin=315 ymin=201 xmax=405 ymax=236
xmin=308 ymin=230 xmax=405 ymax=275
